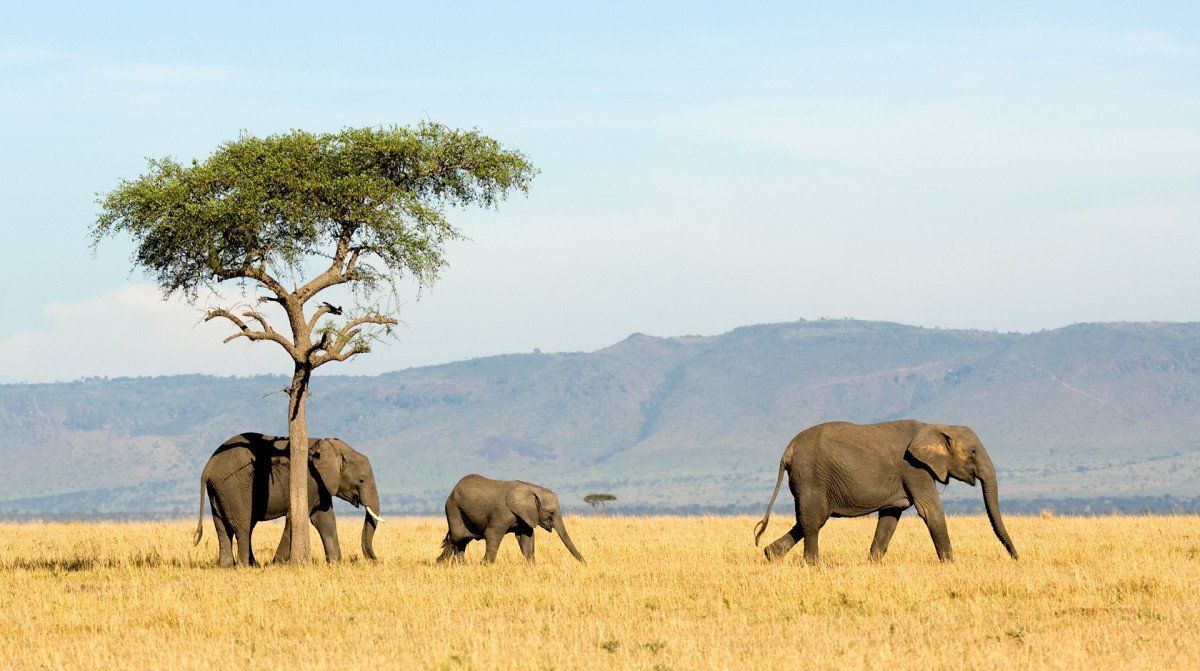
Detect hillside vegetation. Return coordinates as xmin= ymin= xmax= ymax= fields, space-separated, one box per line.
xmin=3 ymin=319 xmax=1200 ymax=515
xmin=2 ymin=516 xmax=1199 ymax=670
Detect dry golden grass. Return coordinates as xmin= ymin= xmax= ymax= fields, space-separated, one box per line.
xmin=1 ymin=515 xmax=1199 ymax=670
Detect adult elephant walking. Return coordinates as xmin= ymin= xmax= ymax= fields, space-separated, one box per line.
xmin=194 ymin=432 xmax=383 ymax=567
xmin=753 ymin=420 xmax=1019 ymax=564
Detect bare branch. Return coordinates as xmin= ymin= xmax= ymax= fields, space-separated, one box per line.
xmin=216 ymin=265 xmax=291 ymax=303
xmin=345 ymin=247 xmax=363 ymax=278
xmin=242 ymin=310 xmax=275 ymax=333
xmin=204 ymin=308 xmax=299 ymax=360
xmin=306 ymin=301 xmax=343 ymax=332
xmin=317 ymin=342 xmax=372 ymax=365
xmin=342 ymin=313 xmax=399 ymax=332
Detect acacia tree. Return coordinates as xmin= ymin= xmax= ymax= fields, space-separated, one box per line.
xmin=583 ymin=493 xmax=616 ymax=513
xmin=93 ymin=123 xmax=535 ymax=563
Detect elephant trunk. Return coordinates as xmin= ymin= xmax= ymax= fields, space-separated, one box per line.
xmin=976 ymin=448 xmax=1018 ymax=559
xmin=360 ymin=484 xmax=381 ymax=561
xmin=553 ymin=516 xmax=586 ymax=563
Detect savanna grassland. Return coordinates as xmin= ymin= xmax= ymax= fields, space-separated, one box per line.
xmin=1 ymin=515 xmax=1198 ymax=670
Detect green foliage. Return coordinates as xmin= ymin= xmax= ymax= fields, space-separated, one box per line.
xmin=92 ymin=123 xmax=536 ymax=300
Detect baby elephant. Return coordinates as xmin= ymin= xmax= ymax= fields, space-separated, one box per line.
xmin=438 ymin=474 xmax=586 ymax=564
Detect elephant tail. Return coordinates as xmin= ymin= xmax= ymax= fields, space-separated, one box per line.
xmin=753 ymin=458 xmax=788 ymax=546
xmin=193 ymin=475 xmax=207 ymax=546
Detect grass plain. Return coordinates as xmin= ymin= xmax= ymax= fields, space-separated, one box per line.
xmin=1 ymin=515 xmax=1198 ymax=670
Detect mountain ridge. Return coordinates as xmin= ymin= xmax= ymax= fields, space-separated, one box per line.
xmin=3 ymin=318 xmax=1199 ymax=516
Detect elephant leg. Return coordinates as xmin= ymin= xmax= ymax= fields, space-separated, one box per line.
xmin=311 ymin=507 xmax=341 ymax=563
xmin=438 ymin=504 xmax=474 ymax=563
xmin=213 ymin=513 xmax=235 ymax=568
xmin=274 ymin=518 xmax=292 ymax=564
xmin=516 ymin=531 xmax=535 ymax=563
xmin=869 ymin=508 xmax=904 ymax=561
xmin=247 ymin=523 xmax=258 ymax=567
xmin=436 ymin=536 xmax=456 ymax=562
xmin=234 ymin=527 xmax=253 ymax=567
xmin=798 ymin=495 xmax=831 ymax=566
xmin=445 ymin=504 xmax=471 ymax=543
xmin=764 ymin=524 xmax=803 ymax=560
xmin=453 ymin=538 xmax=471 ymax=559
xmin=802 ymin=529 xmax=823 ymax=565
xmin=482 ymin=528 xmax=506 ymax=563
xmin=911 ymin=486 xmax=953 ymax=562
xmin=437 ymin=535 xmax=472 ymax=563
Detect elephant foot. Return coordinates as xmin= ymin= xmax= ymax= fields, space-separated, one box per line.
xmin=764 ymin=546 xmax=789 ymax=562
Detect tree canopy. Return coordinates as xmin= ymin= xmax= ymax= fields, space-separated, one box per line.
xmin=93 ymin=123 xmax=535 ymax=304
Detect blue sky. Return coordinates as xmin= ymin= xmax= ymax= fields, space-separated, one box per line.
xmin=1 ymin=2 xmax=1198 ymax=381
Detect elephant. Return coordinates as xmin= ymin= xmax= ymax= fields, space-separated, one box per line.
xmin=436 ymin=474 xmax=586 ymax=564
xmin=192 ymin=432 xmax=383 ymax=567
xmin=753 ymin=420 xmax=1019 ymax=564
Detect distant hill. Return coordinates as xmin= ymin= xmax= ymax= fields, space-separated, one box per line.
xmin=3 ymin=318 xmax=1200 ymax=517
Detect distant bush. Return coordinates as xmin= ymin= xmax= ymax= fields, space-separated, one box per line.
xmin=584 ymin=493 xmax=617 ymax=513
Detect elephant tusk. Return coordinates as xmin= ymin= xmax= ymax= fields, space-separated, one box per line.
xmin=365 ymin=506 xmax=385 ymax=524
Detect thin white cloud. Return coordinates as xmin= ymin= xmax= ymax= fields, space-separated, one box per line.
xmin=1107 ymin=30 xmax=1200 ymax=57
xmin=0 ymin=285 xmax=293 ymax=383
xmin=0 ymin=46 xmax=67 ymax=67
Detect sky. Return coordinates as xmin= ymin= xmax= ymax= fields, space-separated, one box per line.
xmin=1 ymin=2 xmax=1197 ymax=382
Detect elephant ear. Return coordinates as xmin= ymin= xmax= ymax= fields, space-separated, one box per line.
xmin=309 ymin=439 xmax=345 ymax=497
xmin=907 ymin=425 xmax=951 ymax=483
xmin=506 ymin=487 xmax=542 ymax=530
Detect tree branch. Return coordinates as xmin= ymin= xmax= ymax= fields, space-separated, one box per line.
xmin=241 ymin=310 xmax=275 ymax=333
xmin=317 ymin=342 xmax=372 ymax=365
xmin=307 ymin=330 xmax=331 ymax=357
xmin=306 ymin=301 xmax=343 ymax=333
xmin=295 ymin=225 xmax=360 ymax=302
xmin=311 ymin=313 xmax=397 ymax=367
xmin=216 ymin=265 xmax=291 ymax=303
xmin=204 ymin=308 xmax=300 ymax=360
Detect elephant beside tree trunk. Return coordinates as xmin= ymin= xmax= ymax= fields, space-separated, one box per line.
xmin=194 ymin=432 xmax=384 ymax=566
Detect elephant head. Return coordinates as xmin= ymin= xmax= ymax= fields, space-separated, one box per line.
xmin=311 ymin=438 xmax=383 ymax=561
xmin=506 ymin=484 xmax=586 ymax=563
xmin=907 ymin=424 xmax=1019 ymax=559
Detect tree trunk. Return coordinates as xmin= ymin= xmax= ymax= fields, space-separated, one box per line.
xmin=287 ymin=363 xmax=313 ymax=564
